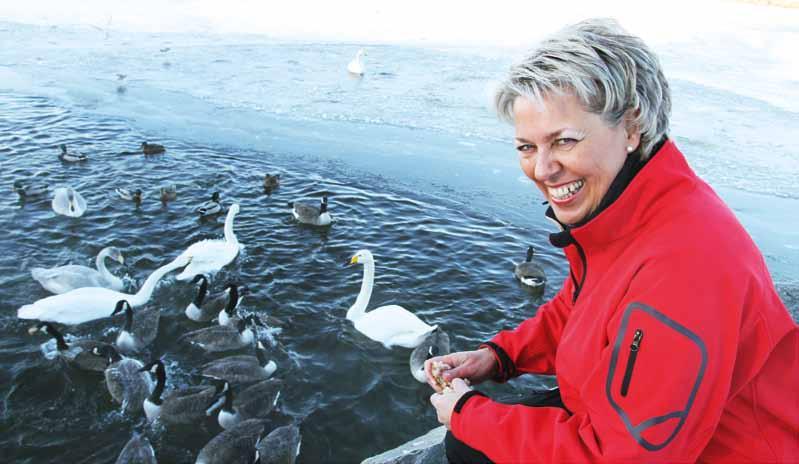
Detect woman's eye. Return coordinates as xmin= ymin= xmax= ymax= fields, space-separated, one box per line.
xmin=555 ymin=138 xmax=578 ymax=147
xmin=516 ymin=144 xmax=534 ymax=153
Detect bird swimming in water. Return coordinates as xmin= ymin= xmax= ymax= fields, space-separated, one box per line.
xmin=51 ymin=187 xmax=87 ymax=217
xmin=347 ymin=48 xmax=366 ymax=76
xmin=263 ymin=174 xmax=280 ymax=193
xmin=115 ymin=187 xmax=143 ymax=206
xmin=141 ymin=142 xmax=165 ymax=155
xmin=30 ymin=246 xmax=125 ymax=294
xmin=514 ymin=246 xmax=547 ymax=289
xmin=160 ymin=185 xmax=177 ymax=204
xmin=139 ymin=359 xmax=222 ymax=425
xmin=58 ymin=144 xmax=88 ymax=162
xmin=28 ymin=322 xmax=113 ymax=372
xmin=410 ymin=327 xmax=450 ymax=383
xmin=289 ymin=195 xmax=331 ymax=226
xmin=197 ymin=191 xmax=223 ymax=216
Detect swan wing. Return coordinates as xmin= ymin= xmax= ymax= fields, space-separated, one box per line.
xmin=175 ymin=239 xmax=239 ymax=281
xmin=353 ymin=305 xmax=436 ymax=348
xmin=31 ymin=265 xmax=106 ymax=294
xmin=18 ymin=287 xmax=128 ymax=325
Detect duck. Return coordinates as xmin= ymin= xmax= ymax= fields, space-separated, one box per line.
xmin=197 ymin=191 xmax=223 ymax=216
xmin=139 ymin=359 xmax=222 ymax=425
xmin=347 ymin=48 xmax=366 ymax=75
xmin=28 ymin=321 xmax=113 ymax=372
xmin=13 ymin=177 xmax=49 ymax=199
xmin=255 ymin=424 xmax=302 ymax=464
xmin=160 ymin=185 xmax=177 ymax=204
xmin=51 ymin=186 xmax=87 ymax=217
xmin=263 ymin=174 xmax=280 ymax=193
xmin=195 ymin=419 xmax=264 ymax=464
xmin=410 ymin=327 xmax=450 ymax=383
xmin=201 ymin=340 xmax=277 ymax=384
xmin=58 ymin=144 xmax=88 ymax=162
xmin=93 ymin=345 xmax=153 ymax=415
xmin=17 ymin=254 xmax=191 ymax=325
xmin=514 ymin=246 xmax=547 ymax=289
xmin=115 ymin=187 xmax=143 ymax=206
xmin=205 ymin=379 xmax=282 ymax=430
xmin=346 ymin=250 xmax=437 ymax=348
xmin=174 ymin=203 xmax=241 ymax=281
xmin=289 ymin=196 xmax=331 ymax=226
xmin=180 ymin=315 xmax=258 ymax=353
xmin=112 ymin=300 xmax=160 ymax=354
xmin=30 ymin=246 xmax=125 ymax=294
xmin=115 ymin=432 xmax=157 ymax=464
xmin=141 ymin=142 xmax=165 ymax=155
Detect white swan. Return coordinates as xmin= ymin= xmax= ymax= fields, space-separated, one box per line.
xmin=30 ymin=246 xmax=125 ymax=294
xmin=175 ymin=203 xmax=241 ymax=281
xmin=347 ymin=48 xmax=366 ymax=75
xmin=52 ymin=187 xmax=87 ymax=217
xmin=17 ymin=254 xmax=191 ymax=325
xmin=346 ymin=250 xmax=436 ymax=348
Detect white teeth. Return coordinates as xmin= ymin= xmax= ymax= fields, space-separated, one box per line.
xmin=549 ymin=180 xmax=584 ymax=200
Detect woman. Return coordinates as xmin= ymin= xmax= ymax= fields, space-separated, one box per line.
xmin=426 ymin=18 xmax=797 ymax=463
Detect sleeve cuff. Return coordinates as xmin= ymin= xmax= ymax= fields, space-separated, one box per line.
xmin=479 ymin=341 xmax=517 ymax=383
xmin=453 ymin=390 xmax=487 ymax=414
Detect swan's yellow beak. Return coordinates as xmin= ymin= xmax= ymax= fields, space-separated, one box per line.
xmin=27 ymin=326 xmax=39 ymax=335
xmin=117 ymin=255 xmax=125 ymax=265
xmin=349 ymin=255 xmax=359 ymax=265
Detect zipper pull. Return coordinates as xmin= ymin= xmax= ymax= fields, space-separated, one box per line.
xmin=630 ymin=329 xmax=644 ymax=351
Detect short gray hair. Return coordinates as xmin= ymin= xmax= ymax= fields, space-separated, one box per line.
xmin=494 ymin=18 xmax=671 ymax=159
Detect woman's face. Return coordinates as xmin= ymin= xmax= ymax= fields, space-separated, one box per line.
xmin=514 ymin=93 xmax=639 ymax=226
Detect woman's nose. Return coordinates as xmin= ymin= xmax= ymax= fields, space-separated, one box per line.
xmin=534 ymin=148 xmax=561 ymax=182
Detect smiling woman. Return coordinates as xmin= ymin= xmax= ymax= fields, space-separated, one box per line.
xmin=425 ymin=18 xmax=798 ymax=464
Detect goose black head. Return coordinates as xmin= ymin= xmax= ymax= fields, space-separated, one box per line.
xmin=111 ymin=299 xmax=132 ymax=317
xmin=139 ymin=359 xmax=165 ymax=376
xmin=211 ymin=191 xmax=220 ymax=202
xmin=320 ymin=195 xmax=329 ymax=213
xmin=427 ymin=345 xmax=439 ymax=360
xmin=28 ymin=322 xmax=68 ymax=350
xmin=60 ymin=144 xmax=67 ymax=154
xmin=526 ymin=246 xmax=534 ymax=262
xmin=141 ymin=142 xmax=147 ymax=149
xmin=92 ymin=345 xmax=122 ymax=364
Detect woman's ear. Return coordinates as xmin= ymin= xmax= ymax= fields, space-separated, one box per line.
xmin=624 ymin=109 xmax=642 ymax=153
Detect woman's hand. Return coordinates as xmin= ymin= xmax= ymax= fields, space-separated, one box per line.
xmin=429 ymin=378 xmax=472 ymax=430
xmin=424 ymin=348 xmax=497 ymax=393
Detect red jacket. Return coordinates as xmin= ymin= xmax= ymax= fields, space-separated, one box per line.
xmin=452 ymin=140 xmax=798 ymax=463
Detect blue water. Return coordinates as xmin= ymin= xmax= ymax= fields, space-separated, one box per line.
xmin=0 ymin=20 xmax=797 ymax=463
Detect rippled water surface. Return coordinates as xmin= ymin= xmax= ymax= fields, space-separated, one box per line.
xmin=0 ymin=19 xmax=797 ymax=464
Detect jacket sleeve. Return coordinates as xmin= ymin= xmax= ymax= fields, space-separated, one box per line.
xmin=482 ymin=276 xmax=574 ymax=380
xmin=452 ymin=256 xmax=742 ymax=463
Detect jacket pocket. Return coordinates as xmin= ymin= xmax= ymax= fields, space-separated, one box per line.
xmin=620 ymin=328 xmax=643 ymax=397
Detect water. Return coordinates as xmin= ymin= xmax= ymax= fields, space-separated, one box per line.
xmin=1 ymin=18 xmax=797 ymax=464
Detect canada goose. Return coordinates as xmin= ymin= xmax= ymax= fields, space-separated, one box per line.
xmin=195 ymin=419 xmax=264 ymax=464
xmin=115 ymin=432 xmax=157 ymax=464
xmin=514 ymin=246 xmax=546 ymax=289
xmin=410 ymin=327 xmax=450 ymax=383
xmin=180 ymin=315 xmax=258 ymax=353
xmin=205 ymin=379 xmax=282 ymax=430
xmin=255 ymin=424 xmax=302 ymax=464
xmin=141 ymin=142 xmax=165 ymax=155
xmin=111 ymin=300 xmax=160 ymax=354
xmin=201 ymin=341 xmax=277 ymax=384
xmin=93 ymin=345 xmax=153 ymax=415
xmin=28 ymin=322 xmax=112 ymax=372
xmin=139 ymin=359 xmax=221 ymax=425
xmin=289 ymin=196 xmax=331 ymax=226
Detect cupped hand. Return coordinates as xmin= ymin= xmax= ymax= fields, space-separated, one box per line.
xmin=429 ymin=378 xmax=472 ymax=430
xmin=424 ymin=348 xmax=497 ymax=393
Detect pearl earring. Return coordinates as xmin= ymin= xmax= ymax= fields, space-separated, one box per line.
xmin=626 ymin=146 xmax=633 ymax=153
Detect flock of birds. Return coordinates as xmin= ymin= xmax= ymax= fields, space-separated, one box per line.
xmin=9 ymin=47 xmax=549 ymax=463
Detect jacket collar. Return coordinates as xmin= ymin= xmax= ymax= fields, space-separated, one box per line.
xmin=548 ymin=139 xmax=694 ymax=249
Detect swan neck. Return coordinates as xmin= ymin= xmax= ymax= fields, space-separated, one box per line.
xmin=130 ymin=260 xmax=182 ymax=306
xmin=224 ymin=209 xmax=238 ymax=243
xmin=96 ymin=249 xmax=112 ymax=279
xmin=348 ymin=261 xmax=374 ymax=319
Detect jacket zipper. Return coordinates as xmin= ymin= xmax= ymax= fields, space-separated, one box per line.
xmin=571 ymin=238 xmax=587 ymax=304
xmin=620 ymin=329 xmax=644 ymax=397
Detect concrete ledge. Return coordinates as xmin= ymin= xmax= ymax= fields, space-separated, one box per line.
xmin=362 ymin=426 xmax=447 ymax=464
